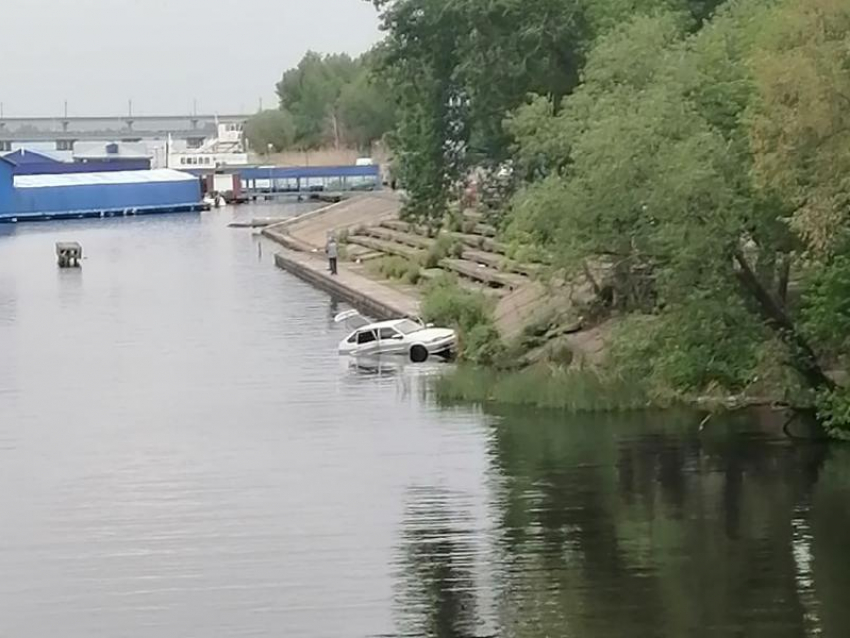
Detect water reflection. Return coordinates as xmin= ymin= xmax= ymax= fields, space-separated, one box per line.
xmin=2 ymin=208 xmax=850 ymax=637
xmin=394 ymin=487 xmax=487 ymax=638
xmin=475 ymin=408 xmax=850 ymax=638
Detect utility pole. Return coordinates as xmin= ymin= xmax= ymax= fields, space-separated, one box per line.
xmin=128 ymin=99 xmax=133 ymax=118
xmin=64 ymin=100 xmax=68 ymax=119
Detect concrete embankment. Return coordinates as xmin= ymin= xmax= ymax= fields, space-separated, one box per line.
xmin=272 ymin=251 xmax=418 ymax=319
xmin=263 ymin=192 xmax=419 ymax=320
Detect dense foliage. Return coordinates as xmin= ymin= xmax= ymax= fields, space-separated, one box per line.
xmin=246 ymin=51 xmax=395 ymax=153
xmin=505 ymin=0 xmax=850 ymax=435
xmin=368 ymin=0 xmax=850 ymax=437
xmin=244 ymin=109 xmax=296 ymax=153
xmin=370 ymin=0 xmax=728 ymax=219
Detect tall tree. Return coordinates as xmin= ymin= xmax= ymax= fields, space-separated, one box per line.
xmin=372 ymin=0 xmax=471 ymax=221
xmin=276 ymin=52 xmax=359 ymax=148
xmin=370 ymin=0 xmax=729 ymax=222
xmin=244 ymin=109 xmax=296 ymax=153
xmin=748 ymin=0 xmax=850 ymax=436
xmin=507 ymin=1 xmax=847 ymax=429
xmin=337 ymin=64 xmax=397 ymax=151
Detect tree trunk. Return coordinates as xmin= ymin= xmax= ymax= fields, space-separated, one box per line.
xmin=331 ymin=113 xmax=341 ymax=150
xmin=777 ymin=254 xmax=791 ymax=306
xmin=582 ymin=260 xmax=602 ymax=296
xmin=734 ymin=249 xmax=835 ymax=392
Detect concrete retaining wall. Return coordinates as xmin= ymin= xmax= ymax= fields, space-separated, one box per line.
xmin=274 ymin=252 xmax=410 ymax=320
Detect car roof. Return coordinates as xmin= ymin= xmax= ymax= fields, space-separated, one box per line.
xmin=358 ymin=318 xmax=418 ymax=331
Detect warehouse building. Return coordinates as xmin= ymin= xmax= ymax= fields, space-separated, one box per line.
xmin=0 ymin=157 xmax=203 ymax=223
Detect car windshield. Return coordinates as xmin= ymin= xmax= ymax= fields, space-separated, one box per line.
xmin=394 ymin=319 xmax=423 ymax=335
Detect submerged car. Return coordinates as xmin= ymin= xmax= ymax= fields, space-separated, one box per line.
xmin=335 ymin=311 xmax=456 ymax=363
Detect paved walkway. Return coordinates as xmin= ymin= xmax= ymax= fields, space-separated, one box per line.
xmin=265 ymin=192 xmax=401 ymax=248
xmin=262 ymin=191 xmax=419 ymax=320
xmin=273 ymin=248 xmax=419 ymax=320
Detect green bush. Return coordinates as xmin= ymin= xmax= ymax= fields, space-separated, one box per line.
xmin=421 ymin=280 xmax=491 ymax=333
xmin=445 ymin=209 xmax=464 ymax=233
xmin=816 ymin=388 xmax=850 ymax=441
xmin=609 ymin=293 xmax=765 ymax=400
xmin=463 ymin=323 xmax=505 ymax=366
xmin=421 ymin=234 xmax=455 ymax=269
xmin=450 ymin=240 xmax=465 ymax=259
xmin=370 ymin=256 xmax=421 ymax=285
xmin=421 ymin=279 xmax=502 ymax=362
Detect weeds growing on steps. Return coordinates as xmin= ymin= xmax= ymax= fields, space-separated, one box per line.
xmin=369 ymin=256 xmax=422 ymax=285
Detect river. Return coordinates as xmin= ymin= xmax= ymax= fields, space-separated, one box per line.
xmin=1 ymin=206 xmax=849 ymax=637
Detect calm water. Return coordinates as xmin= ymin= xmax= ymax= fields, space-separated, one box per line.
xmin=1 ymin=206 xmax=849 ymax=637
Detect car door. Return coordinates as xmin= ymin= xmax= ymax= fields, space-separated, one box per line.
xmin=378 ymin=327 xmax=407 ymax=355
xmin=355 ymin=328 xmax=380 ymax=355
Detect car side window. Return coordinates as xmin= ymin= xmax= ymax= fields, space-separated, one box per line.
xmin=347 ymin=333 xmax=358 ymax=344
xmin=357 ymin=330 xmax=377 ymax=345
xmin=379 ymin=328 xmax=402 ymax=340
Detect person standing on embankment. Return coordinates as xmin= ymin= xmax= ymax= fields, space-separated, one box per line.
xmin=326 ymin=234 xmax=339 ymax=276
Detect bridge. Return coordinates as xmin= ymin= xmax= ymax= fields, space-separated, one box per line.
xmin=0 ymin=114 xmax=251 ymax=150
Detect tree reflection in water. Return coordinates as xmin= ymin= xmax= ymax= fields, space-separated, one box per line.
xmin=393 ymin=486 xmax=492 ymax=638
xmin=486 ymin=408 xmax=850 ymax=637
xmin=392 ymin=405 xmax=850 ymax=637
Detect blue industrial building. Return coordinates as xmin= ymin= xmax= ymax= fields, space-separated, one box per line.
xmin=0 ymin=157 xmax=203 ymax=223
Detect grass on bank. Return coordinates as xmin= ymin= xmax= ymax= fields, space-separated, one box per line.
xmin=434 ymin=365 xmax=651 ymax=412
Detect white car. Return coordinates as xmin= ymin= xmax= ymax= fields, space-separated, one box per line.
xmin=335 ymin=311 xmax=456 ymax=363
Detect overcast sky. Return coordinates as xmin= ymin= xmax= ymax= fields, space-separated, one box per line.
xmin=0 ymin=0 xmax=382 ymax=117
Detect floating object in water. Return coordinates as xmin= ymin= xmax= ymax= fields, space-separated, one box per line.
xmin=56 ymin=242 xmax=82 ymax=268
xmin=228 ymin=218 xmax=279 ymax=228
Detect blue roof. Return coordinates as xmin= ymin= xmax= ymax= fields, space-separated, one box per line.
xmin=13 ymin=159 xmax=151 ymax=176
xmin=3 ymin=149 xmax=61 ymax=166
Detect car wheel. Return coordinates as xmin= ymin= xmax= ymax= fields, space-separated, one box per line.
xmin=410 ymin=344 xmax=429 ymax=363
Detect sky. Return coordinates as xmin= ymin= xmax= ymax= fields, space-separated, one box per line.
xmin=0 ymin=0 xmax=382 ymax=117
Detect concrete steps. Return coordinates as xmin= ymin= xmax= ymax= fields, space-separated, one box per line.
xmin=442 ymin=258 xmax=528 ymax=290
xmin=379 ymin=220 xmax=509 ymax=256
xmin=419 ymin=268 xmax=507 ymax=298
xmin=363 ymin=225 xmax=539 ymax=276
xmin=360 ymin=225 xmax=433 ymax=251
xmin=348 ymin=233 xmax=528 ymax=291
xmin=347 ymin=235 xmax=424 ymax=261
xmin=345 ymin=245 xmax=386 ymax=262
